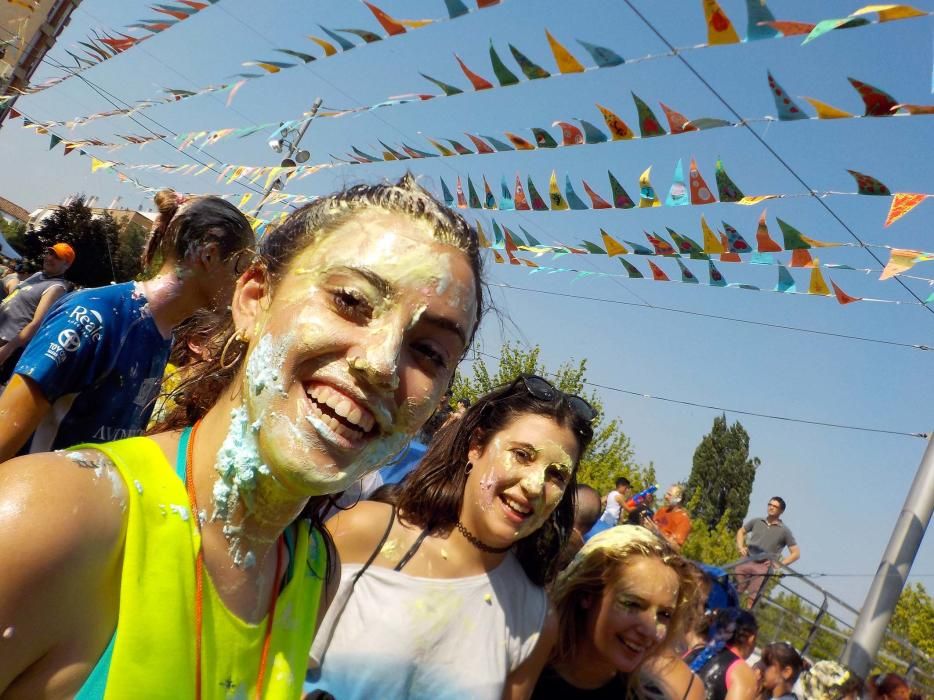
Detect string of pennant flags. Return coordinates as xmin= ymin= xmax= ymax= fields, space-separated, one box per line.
xmin=6 ymin=2 xmax=928 ymax=132
xmin=438 ymin=162 xmax=932 ymax=228
xmin=0 ymin=0 xmax=502 ymax=122
xmin=1 ymin=1 xmax=223 ymax=98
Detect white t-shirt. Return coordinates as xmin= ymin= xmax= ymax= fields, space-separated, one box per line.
xmin=308 ymin=553 xmax=547 ymax=699
xmin=599 ymin=490 xmax=625 ymax=526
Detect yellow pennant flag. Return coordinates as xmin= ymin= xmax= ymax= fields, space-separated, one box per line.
xmin=600 ymin=229 xmax=629 ymax=257
xmin=880 ymin=248 xmax=924 ymax=280
xmin=808 ymin=263 xmax=831 ymax=295
xmin=475 ymin=221 xmax=491 ymax=248
xmin=638 ymin=166 xmax=659 ymax=208
xmin=545 ymin=30 xmax=585 ymax=73
xmin=308 ymin=36 xmax=337 ymax=56
xmin=549 ymin=170 xmax=569 ymax=210
xmin=801 ymin=235 xmax=843 ymax=248
xmin=851 ymin=4 xmax=927 ymax=21
xmin=237 ymin=193 xmax=253 ymax=210
xmin=492 ymin=250 xmax=506 ymax=264
xmin=91 ymin=158 xmax=114 ymax=173
xmin=596 ymin=103 xmax=635 ymax=140
xmin=736 ymin=195 xmax=780 ymax=206
xmin=227 ymin=166 xmax=245 ymax=184
xmin=701 ymin=216 xmax=724 ymax=253
xmin=884 ymin=193 xmax=927 ymax=227
xmin=702 ymin=0 xmax=740 ymax=45
xmin=265 ymin=167 xmax=283 ymax=190
xmin=803 ymin=97 xmax=854 ymax=119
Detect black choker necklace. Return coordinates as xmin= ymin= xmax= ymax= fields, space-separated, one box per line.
xmin=456 ymin=522 xmax=512 ymax=554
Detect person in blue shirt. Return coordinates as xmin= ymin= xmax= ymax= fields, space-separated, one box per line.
xmin=0 ymin=190 xmax=254 ymax=459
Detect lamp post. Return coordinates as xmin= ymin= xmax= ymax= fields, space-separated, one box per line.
xmin=253 ymin=97 xmax=323 ymax=217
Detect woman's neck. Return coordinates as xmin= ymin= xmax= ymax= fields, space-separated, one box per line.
xmin=191 ymin=396 xmax=309 ymax=572
xmin=139 ymin=266 xmax=204 ymax=338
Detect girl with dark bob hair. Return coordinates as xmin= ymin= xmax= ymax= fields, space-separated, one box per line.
xmin=0 ymin=174 xmax=484 ymax=698
xmin=308 ymin=375 xmax=596 ymax=699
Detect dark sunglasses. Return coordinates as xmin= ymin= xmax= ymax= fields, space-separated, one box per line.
xmin=513 ymin=374 xmax=598 ymax=426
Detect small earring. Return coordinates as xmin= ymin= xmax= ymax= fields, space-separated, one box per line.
xmin=465 ymin=461 xmax=473 ymax=476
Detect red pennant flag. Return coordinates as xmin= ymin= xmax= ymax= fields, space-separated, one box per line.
xmin=504 ymin=132 xmax=535 ymax=150
xmin=8 ymin=108 xmax=21 ymax=119
xmin=848 ymin=77 xmax=898 ymax=117
xmin=648 ymin=261 xmax=670 ymax=281
xmin=363 ymin=2 xmax=407 ymax=36
xmin=514 ymin=176 xmax=530 ymax=210
xmin=456 ymin=176 xmax=467 ymax=208
xmin=455 ymin=55 xmax=493 ymax=90
xmin=831 ymin=280 xmax=861 ymax=305
xmin=466 ymin=134 xmax=494 ymax=154
xmin=553 ymin=121 xmax=584 ymax=146
xmin=582 ymin=180 xmax=612 ymax=209
xmin=659 ymin=102 xmax=697 ymax=134
xmin=884 ymin=193 xmax=927 ymax=227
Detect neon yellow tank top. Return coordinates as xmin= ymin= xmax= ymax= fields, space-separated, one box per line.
xmin=74 ymin=434 xmax=327 ymax=699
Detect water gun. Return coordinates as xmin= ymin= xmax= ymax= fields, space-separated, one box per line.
xmin=625 ymin=484 xmax=658 ymax=511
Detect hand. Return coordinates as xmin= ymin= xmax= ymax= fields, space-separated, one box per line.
xmin=739 ymin=546 xmax=749 ymax=557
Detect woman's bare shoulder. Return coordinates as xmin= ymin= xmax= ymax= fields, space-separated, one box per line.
xmin=325 ymin=500 xmax=396 ymax=564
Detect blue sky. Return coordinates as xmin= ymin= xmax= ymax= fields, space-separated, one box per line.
xmin=1 ymin=0 xmax=932 ymax=613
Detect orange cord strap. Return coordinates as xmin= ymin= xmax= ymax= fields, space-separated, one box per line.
xmin=184 ymin=419 xmax=284 ymax=700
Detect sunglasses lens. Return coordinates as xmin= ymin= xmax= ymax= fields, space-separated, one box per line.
xmin=523 ymin=376 xmax=556 ymax=400
xmin=569 ymin=396 xmax=597 ymax=423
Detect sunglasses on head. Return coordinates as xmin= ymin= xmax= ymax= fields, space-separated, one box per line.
xmin=512 ymin=374 xmax=598 ymax=426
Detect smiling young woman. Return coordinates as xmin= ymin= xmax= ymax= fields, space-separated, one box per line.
xmin=308 ymin=375 xmax=596 ymax=699
xmin=534 ymin=525 xmax=700 ymax=699
xmin=0 ymin=175 xmax=484 ymax=699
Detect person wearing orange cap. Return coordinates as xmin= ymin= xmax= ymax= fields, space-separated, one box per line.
xmin=0 ymin=243 xmax=74 ymax=382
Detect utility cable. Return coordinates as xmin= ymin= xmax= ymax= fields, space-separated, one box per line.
xmin=466 ymin=349 xmax=929 ymax=439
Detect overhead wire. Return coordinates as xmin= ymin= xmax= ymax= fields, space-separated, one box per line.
xmin=466 ymin=349 xmax=929 ymax=439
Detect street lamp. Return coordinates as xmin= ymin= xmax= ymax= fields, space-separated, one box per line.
xmin=254 ymin=97 xmax=322 ymax=217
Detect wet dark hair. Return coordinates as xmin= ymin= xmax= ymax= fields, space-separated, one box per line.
xmin=394 ymin=376 xmax=594 ymax=586
xmin=153 ymin=173 xmax=485 ymax=432
xmin=142 ymin=189 xmax=254 ymax=270
xmin=762 ymin=642 xmax=804 ymax=685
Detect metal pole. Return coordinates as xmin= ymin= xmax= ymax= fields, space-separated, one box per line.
xmin=840 ymin=431 xmax=934 ymax=678
xmin=253 ymin=97 xmax=323 ymax=217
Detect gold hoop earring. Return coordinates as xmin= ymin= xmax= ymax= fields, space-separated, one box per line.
xmin=219 ymin=330 xmax=248 ymax=370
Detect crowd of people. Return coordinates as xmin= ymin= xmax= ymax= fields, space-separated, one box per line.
xmin=0 ymin=177 xmax=923 ymax=699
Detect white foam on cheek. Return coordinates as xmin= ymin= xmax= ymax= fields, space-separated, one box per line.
xmin=245 ymin=333 xmax=290 ymax=405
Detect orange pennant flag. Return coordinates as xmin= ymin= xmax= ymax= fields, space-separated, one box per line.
xmin=831 ymin=280 xmax=861 ymax=305
xmin=808 ymin=264 xmax=831 ymax=295
xmin=688 ymin=158 xmax=716 ymax=204
xmin=790 ymin=249 xmax=815 ymax=268
xmin=884 ymin=193 xmax=927 ymax=227
xmin=660 ymin=102 xmax=697 ymax=134
xmin=600 ymin=229 xmax=629 ymax=256
xmin=702 ymin=0 xmax=740 ymax=44
xmin=455 ymin=55 xmax=493 ymax=90
xmin=308 ymin=36 xmax=338 ymax=56
xmin=648 ymin=260 xmax=670 ymax=281
xmin=363 ymin=2 xmax=407 ymax=35
xmin=719 ymin=234 xmax=741 ymax=263
xmin=492 ymin=250 xmax=505 ymax=264
xmin=545 ymin=30 xmax=585 ymax=73
xmin=596 ymin=104 xmax=634 ymax=140
xmin=803 ymin=97 xmax=853 ymax=119
xmin=755 ymin=211 xmax=783 ymax=252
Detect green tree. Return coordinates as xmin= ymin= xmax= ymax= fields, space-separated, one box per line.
xmin=681 ymin=492 xmax=740 ymax=565
xmin=685 ymin=414 xmax=760 ymax=531
xmin=0 ymin=217 xmax=27 ymax=256
xmin=874 ymin=582 xmax=934 ymax=681
xmin=113 ymin=222 xmax=149 ymax=281
xmin=451 ymin=342 xmax=653 ymax=494
xmin=28 ymin=197 xmax=122 ymax=287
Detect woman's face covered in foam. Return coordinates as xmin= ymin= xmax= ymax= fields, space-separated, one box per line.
xmin=236 ymin=209 xmax=478 ymax=497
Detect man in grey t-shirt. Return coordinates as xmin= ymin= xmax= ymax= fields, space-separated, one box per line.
xmin=0 ymin=243 xmax=74 ymax=383
xmin=734 ymin=496 xmax=801 ymax=606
